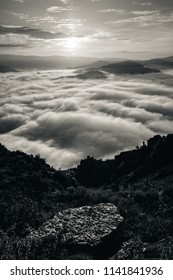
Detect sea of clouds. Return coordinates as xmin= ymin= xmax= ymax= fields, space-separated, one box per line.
xmin=0 ymin=69 xmax=173 ymax=169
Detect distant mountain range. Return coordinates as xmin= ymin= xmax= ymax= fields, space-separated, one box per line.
xmin=0 ymin=54 xmax=97 ymax=70
xmin=74 ymin=61 xmax=160 ymax=79
xmin=0 ymin=64 xmax=17 ymax=73
xmin=75 ymin=70 xmax=107 ymax=80
xmin=74 ymin=60 xmax=112 ymax=69
xmin=0 ymin=54 xmax=173 ymax=75
xmin=141 ymin=56 xmax=173 ymax=69
xmin=100 ymin=61 xmax=160 ymax=75
xmin=81 ymin=56 xmax=173 ymax=71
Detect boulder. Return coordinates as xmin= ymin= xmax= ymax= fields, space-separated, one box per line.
xmin=30 ymin=203 xmax=123 ymax=259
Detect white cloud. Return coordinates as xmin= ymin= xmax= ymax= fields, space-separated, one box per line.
xmin=0 ymin=70 xmax=172 ymax=169
xmin=133 ymin=2 xmax=152 ymax=6
xmin=106 ymin=11 xmax=173 ymax=26
xmin=59 ymin=0 xmax=70 ymax=4
xmin=47 ymin=6 xmax=78 ymax=13
xmin=13 ymin=0 xmax=24 ymax=3
xmin=98 ymin=9 xmax=116 ymax=13
xmin=131 ymin=10 xmax=160 ymax=15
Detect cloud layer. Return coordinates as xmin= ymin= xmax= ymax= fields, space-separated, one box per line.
xmin=0 ymin=70 xmax=173 ymax=169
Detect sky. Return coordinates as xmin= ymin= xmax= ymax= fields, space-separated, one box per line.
xmin=0 ymin=0 xmax=173 ymax=58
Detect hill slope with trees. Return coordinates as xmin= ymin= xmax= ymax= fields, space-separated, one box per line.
xmin=0 ymin=134 xmax=173 ymax=259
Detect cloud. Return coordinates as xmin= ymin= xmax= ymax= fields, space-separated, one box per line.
xmin=0 ymin=25 xmax=66 ymax=39
xmin=98 ymin=9 xmax=117 ymax=13
xmin=147 ymin=119 xmax=173 ymax=134
xmin=4 ymin=11 xmax=29 ymax=21
xmin=0 ymin=43 xmax=29 ymax=48
xmin=0 ymin=70 xmax=173 ymax=169
xmin=106 ymin=9 xmax=173 ymax=26
xmin=133 ymin=2 xmax=152 ymax=6
xmin=131 ymin=10 xmax=160 ymax=15
xmin=46 ymin=6 xmax=78 ymax=13
xmin=0 ymin=115 xmax=26 ymax=134
xmin=59 ymin=0 xmax=70 ymax=4
xmin=89 ymin=31 xmax=114 ymax=39
xmin=13 ymin=0 xmax=24 ymax=3
xmin=14 ymin=111 xmax=153 ymax=161
xmin=54 ymin=18 xmax=86 ymax=29
xmin=0 ymin=134 xmax=81 ymax=169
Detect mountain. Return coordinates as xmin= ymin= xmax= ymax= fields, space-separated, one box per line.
xmin=0 ymin=64 xmax=17 ymax=73
xmin=1 ymin=54 xmax=171 ymax=72
xmin=75 ymin=70 xmax=107 ymax=79
xmin=73 ymin=60 xmax=161 ymax=79
xmin=0 ymin=134 xmax=173 ymax=259
xmin=100 ymin=61 xmax=160 ymax=75
xmin=0 ymin=54 xmax=98 ymax=70
xmin=142 ymin=56 xmax=173 ymax=70
xmin=74 ymin=60 xmax=112 ymax=69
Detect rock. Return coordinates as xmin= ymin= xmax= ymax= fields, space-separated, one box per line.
xmin=30 ymin=203 xmax=123 ymax=259
xmin=111 ymin=237 xmax=173 ymax=260
xmin=110 ymin=238 xmax=148 ymax=260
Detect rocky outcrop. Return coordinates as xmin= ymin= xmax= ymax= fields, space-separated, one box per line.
xmin=30 ymin=203 xmax=123 ymax=259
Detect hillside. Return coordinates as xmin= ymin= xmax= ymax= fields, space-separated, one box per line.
xmin=72 ymin=60 xmax=161 ymax=80
xmin=0 ymin=54 xmax=97 ymax=70
xmin=75 ymin=60 xmax=111 ymax=69
xmin=100 ymin=61 xmax=160 ymax=75
xmin=0 ymin=64 xmax=17 ymax=73
xmin=0 ymin=134 xmax=173 ymax=259
xmin=75 ymin=70 xmax=107 ymax=79
xmin=142 ymin=56 xmax=173 ymax=70
xmin=0 ymin=54 xmax=170 ymax=72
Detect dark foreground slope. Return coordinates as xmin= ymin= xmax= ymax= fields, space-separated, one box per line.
xmin=0 ymin=134 xmax=173 ymax=259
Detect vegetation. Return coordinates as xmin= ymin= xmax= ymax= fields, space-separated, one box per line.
xmin=0 ymin=134 xmax=173 ymax=259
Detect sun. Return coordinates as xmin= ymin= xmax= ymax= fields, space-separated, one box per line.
xmin=67 ymin=37 xmax=79 ymax=49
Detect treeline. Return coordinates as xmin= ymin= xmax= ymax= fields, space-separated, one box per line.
xmin=75 ymin=134 xmax=173 ymax=187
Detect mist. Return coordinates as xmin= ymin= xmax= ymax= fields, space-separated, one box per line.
xmin=0 ymin=69 xmax=173 ymax=169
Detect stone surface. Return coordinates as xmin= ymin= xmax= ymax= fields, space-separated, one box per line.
xmin=30 ymin=203 xmax=123 ymax=258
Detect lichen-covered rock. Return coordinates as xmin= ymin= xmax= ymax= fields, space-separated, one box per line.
xmin=30 ymin=203 xmax=123 ymax=258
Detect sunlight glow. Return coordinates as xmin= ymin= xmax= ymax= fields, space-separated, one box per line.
xmin=66 ymin=37 xmax=79 ymax=49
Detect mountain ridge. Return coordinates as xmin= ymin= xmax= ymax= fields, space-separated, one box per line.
xmin=0 ymin=54 xmax=173 ymax=71
xmin=0 ymin=64 xmax=17 ymax=73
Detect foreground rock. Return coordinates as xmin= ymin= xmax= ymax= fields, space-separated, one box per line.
xmin=111 ymin=237 xmax=173 ymax=260
xmin=30 ymin=203 xmax=123 ymax=259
